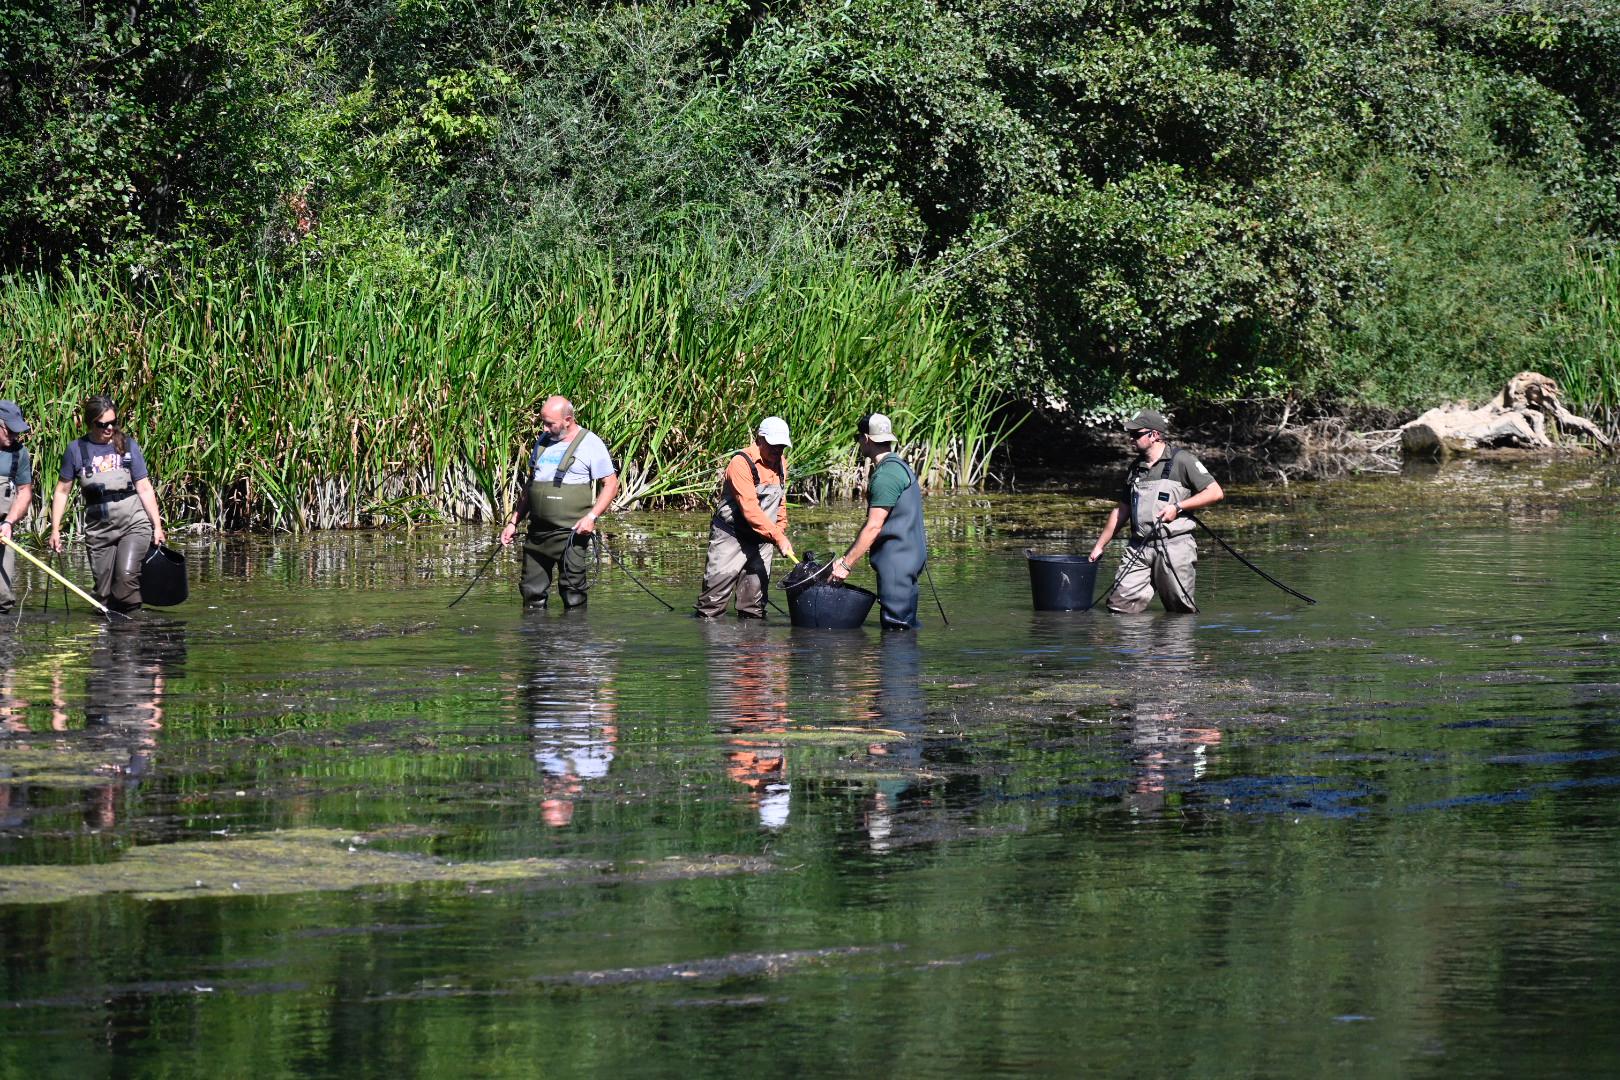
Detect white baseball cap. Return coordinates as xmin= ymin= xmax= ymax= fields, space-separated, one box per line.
xmin=859 ymin=412 xmax=895 ymax=443
xmin=758 ymin=416 xmax=792 ymax=447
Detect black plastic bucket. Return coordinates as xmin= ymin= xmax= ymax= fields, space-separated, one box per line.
xmin=141 ymin=545 xmax=189 ymax=607
xmin=787 ymin=581 xmax=877 ymax=629
xmin=1026 ymin=550 xmax=1097 ymax=611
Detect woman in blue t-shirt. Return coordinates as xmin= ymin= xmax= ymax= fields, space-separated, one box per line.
xmin=48 ymin=395 xmax=168 ymax=612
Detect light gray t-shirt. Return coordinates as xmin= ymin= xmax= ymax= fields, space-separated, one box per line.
xmin=528 ymin=430 xmax=615 ymax=485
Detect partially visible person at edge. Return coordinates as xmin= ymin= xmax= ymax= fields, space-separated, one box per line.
xmin=48 ymin=395 xmax=168 ymax=613
xmin=829 ymin=413 xmax=928 ymax=629
xmin=695 ymin=417 xmax=798 ymax=619
xmin=0 ymin=400 xmax=36 ymax=616
xmin=1088 ymin=409 xmax=1224 ymax=614
xmin=499 ymin=395 xmax=619 ymax=611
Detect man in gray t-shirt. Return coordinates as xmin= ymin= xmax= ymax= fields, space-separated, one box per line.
xmin=498 ymin=396 xmax=620 ymax=610
xmin=1088 ymin=409 xmax=1224 ymax=613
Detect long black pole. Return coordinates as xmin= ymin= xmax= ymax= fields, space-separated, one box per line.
xmin=596 ymin=534 xmax=677 ymax=612
xmin=1187 ymin=514 xmax=1316 ymax=605
xmin=448 ymin=540 xmax=504 ymax=608
xmin=923 ymin=560 xmax=950 ymax=626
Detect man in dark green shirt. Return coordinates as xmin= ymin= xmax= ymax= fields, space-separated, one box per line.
xmin=830 ymin=413 xmax=928 ymax=628
xmin=1089 ymin=409 xmax=1224 ymax=612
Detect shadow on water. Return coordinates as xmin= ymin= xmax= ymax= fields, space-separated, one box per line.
xmin=4 ymin=465 xmax=1620 ymax=1075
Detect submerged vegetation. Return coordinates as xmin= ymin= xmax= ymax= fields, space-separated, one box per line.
xmin=2 ymin=0 xmax=1618 ymax=526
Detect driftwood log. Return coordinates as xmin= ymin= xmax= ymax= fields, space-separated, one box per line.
xmin=1400 ymin=372 xmax=1612 ymax=456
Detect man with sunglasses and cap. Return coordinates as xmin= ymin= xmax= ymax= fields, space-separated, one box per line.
xmin=830 ymin=412 xmax=928 ymax=629
xmin=695 ymin=416 xmax=797 ymax=619
xmin=0 ymin=401 xmax=35 ymax=615
xmin=1088 ymin=409 xmax=1223 ymax=613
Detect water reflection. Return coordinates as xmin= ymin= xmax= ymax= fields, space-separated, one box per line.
xmin=520 ymin=614 xmax=619 ymax=828
xmin=1110 ymin=616 xmax=1222 ymax=817
xmin=703 ymin=621 xmax=791 ymax=829
xmin=864 ymin=633 xmax=926 ymax=851
xmin=0 ymin=623 xmax=185 ymax=832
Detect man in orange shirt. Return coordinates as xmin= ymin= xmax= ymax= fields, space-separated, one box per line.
xmin=695 ymin=417 xmax=797 ymax=619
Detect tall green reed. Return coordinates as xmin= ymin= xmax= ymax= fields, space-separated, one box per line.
xmin=1551 ymin=251 xmax=1620 ymax=430
xmin=1 ymin=245 xmax=1009 ymax=530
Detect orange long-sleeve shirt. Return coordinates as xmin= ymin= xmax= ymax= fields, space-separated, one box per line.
xmin=724 ymin=445 xmax=788 ymax=546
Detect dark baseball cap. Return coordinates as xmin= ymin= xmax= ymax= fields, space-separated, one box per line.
xmin=1123 ymin=409 xmax=1168 ymax=434
xmin=0 ymin=400 xmax=28 ymax=434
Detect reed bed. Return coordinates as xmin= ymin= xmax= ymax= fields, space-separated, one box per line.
xmin=1551 ymin=250 xmax=1620 ymax=431
xmin=1 ymin=246 xmax=1009 ymax=530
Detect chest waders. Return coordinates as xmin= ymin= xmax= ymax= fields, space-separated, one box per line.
xmin=521 ymin=429 xmax=595 ymax=608
xmin=1106 ymin=448 xmax=1198 ymax=613
xmin=870 ymin=456 xmax=927 ymax=629
xmin=76 ymin=439 xmax=152 ymax=611
xmin=0 ymin=451 xmax=20 ymax=612
xmin=695 ymin=453 xmax=786 ymax=619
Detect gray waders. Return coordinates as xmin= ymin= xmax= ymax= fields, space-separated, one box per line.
xmin=0 ymin=460 xmax=18 ymax=613
xmin=521 ymin=430 xmax=594 ymax=610
xmin=1107 ymin=448 xmax=1198 ymax=614
xmin=869 ymin=456 xmax=927 ymax=629
xmin=695 ymin=454 xmax=784 ymax=619
xmin=76 ymin=447 xmax=151 ymax=612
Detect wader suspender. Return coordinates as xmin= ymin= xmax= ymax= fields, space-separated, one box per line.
xmin=724 ymin=452 xmax=786 ymax=528
xmin=1123 ymin=447 xmax=1182 ymax=507
xmin=550 ymin=429 xmax=591 ymax=488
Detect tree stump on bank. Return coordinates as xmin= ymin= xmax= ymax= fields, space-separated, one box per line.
xmin=1400 ymin=372 xmax=1612 ymax=457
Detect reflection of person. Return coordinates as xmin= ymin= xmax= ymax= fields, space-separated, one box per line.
xmin=1088 ymin=409 xmax=1224 ymax=614
xmin=864 ymin=632 xmax=926 ymax=851
xmin=695 ymin=417 xmax=797 ymax=620
xmin=1111 ymin=617 xmax=1220 ymax=815
xmin=522 ymin=622 xmax=618 ymax=827
xmin=82 ymin=624 xmax=185 ymax=829
xmin=829 ymin=413 xmax=928 ymax=630
xmin=499 ymin=396 xmax=619 ymax=611
xmin=0 ymin=400 xmax=35 ymax=615
xmin=48 ymin=396 xmax=168 ymax=613
xmin=703 ymin=620 xmax=791 ymax=829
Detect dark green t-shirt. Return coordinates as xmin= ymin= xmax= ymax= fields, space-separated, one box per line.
xmin=868 ymin=455 xmax=913 ymax=509
xmin=1123 ymin=448 xmax=1215 ymax=501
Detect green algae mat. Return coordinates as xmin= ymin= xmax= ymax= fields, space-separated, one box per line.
xmin=0 ymin=829 xmax=768 ymax=904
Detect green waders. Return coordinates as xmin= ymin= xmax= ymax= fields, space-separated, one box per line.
xmin=521 ymin=431 xmax=595 ymax=609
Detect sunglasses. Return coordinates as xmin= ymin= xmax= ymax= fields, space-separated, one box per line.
xmin=93 ymin=418 xmax=118 ymax=429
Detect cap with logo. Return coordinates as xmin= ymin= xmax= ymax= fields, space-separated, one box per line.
xmin=859 ymin=412 xmax=896 ymax=443
xmin=757 ymin=416 xmax=792 ymax=447
xmin=1123 ymin=409 xmax=1168 ymax=434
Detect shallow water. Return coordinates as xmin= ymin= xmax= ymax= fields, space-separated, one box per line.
xmin=3 ymin=460 xmax=1620 ymax=1076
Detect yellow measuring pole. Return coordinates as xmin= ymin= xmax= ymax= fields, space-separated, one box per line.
xmin=0 ymin=534 xmax=119 ymax=618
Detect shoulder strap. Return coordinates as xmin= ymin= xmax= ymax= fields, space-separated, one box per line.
xmin=731 ymin=451 xmax=761 ymax=489
xmin=1158 ymin=447 xmax=1181 ymax=482
xmin=551 ymin=429 xmax=592 ymax=488
xmin=5 ymin=447 xmax=16 ymax=484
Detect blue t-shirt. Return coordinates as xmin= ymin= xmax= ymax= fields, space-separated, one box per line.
xmin=0 ymin=445 xmax=30 ymax=487
xmin=528 ymin=430 xmax=615 ymax=485
xmin=60 ymin=437 xmax=149 ymax=486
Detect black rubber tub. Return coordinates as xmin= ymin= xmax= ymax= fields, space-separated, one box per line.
xmin=141 ymin=544 xmax=189 ymax=607
xmin=1026 ymin=550 xmax=1097 ymax=611
xmin=786 ymin=581 xmax=877 ymax=629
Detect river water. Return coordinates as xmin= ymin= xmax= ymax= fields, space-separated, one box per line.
xmin=3 ymin=460 xmax=1619 ymax=1076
